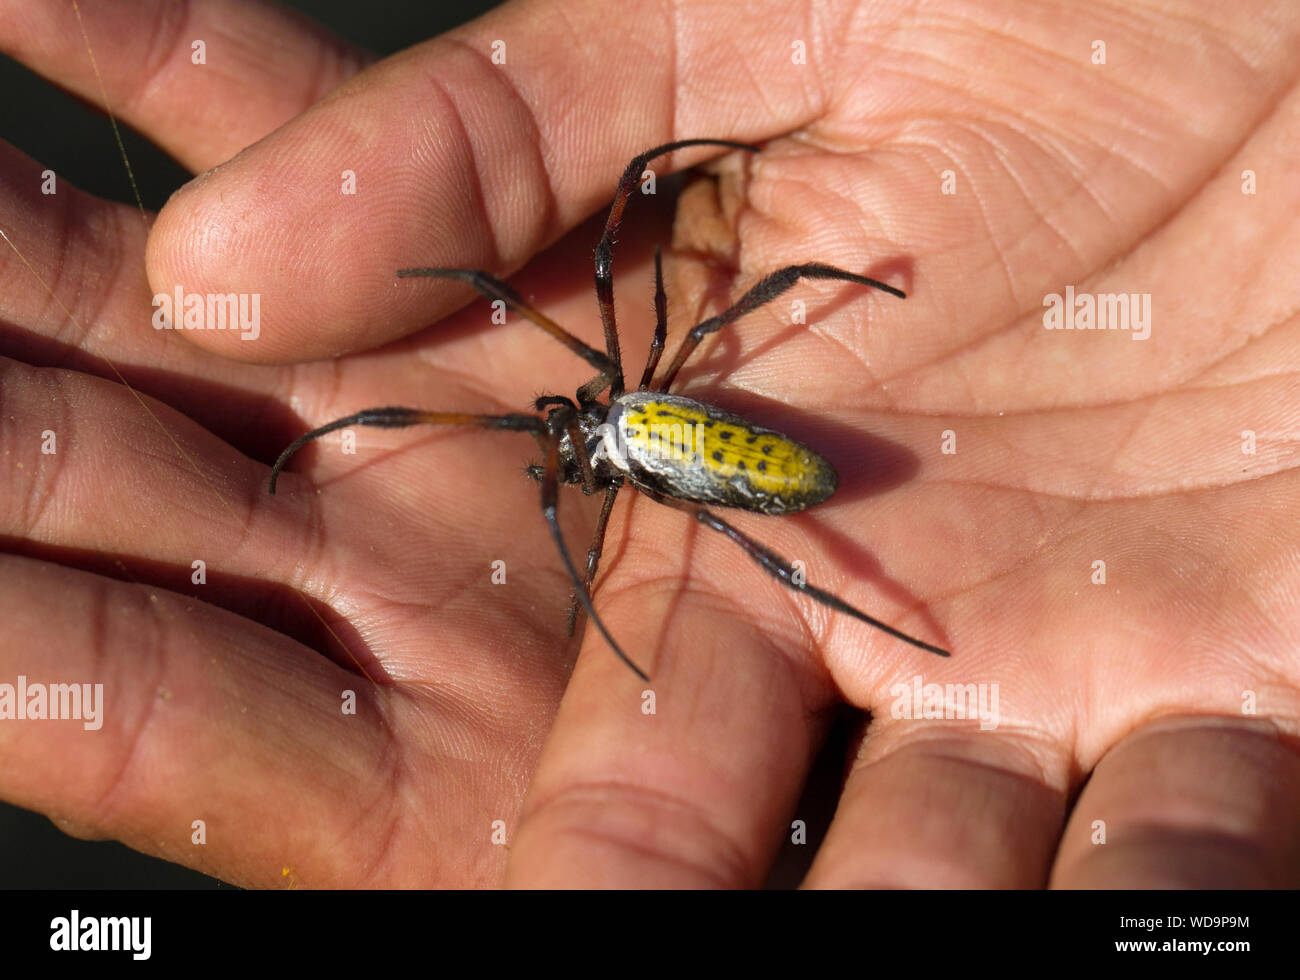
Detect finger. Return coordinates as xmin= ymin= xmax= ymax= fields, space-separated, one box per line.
xmin=0 ymin=139 xmax=144 ymax=327
xmin=1051 ymin=716 xmax=1300 ymax=888
xmin=0 ymin=553 xmax=416 ymax=888
xmin=0 ymin=353 xmax=591 ymax=691
xmin=0 ymin=0 xmax=370 ymax=172
xmin=146 ymin=0 xmax=837 ymax=362
xmin=802 ymin=725 xmax=1067 ymax=888
xmin=504 ymin=498 xmax=841 ymax=888
xmin=0 ymin=136 xmax=305 ymax=459
xmin=0 ymin=356 xmax=313 ymax=596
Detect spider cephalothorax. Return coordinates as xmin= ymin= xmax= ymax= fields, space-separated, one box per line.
xmin=269 ymin=139 xmax=948 ymax=679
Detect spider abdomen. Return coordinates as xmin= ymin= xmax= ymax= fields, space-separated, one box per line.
xmin=602 ymin=391 xmax=837 ymax=515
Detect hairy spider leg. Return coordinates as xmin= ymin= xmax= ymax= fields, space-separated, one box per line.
xmin=654 ymin=263 xmax=906 ymax=392
xmin=266 ymin=403 xmax=650 ymax=679
xmin=644 ymin=491 xmax=949 ymax=657
xmin=563 ymin=415 xmax=599 ymax=494
xmin=566 ymin=260 xmax=909 ymax=638
xmin=592 ymin=138 xmax=760 ymax=401
xmin=565 ymin=481 xmax=622 ymax=638
xmin=388 ymin=264 xmax=651 ymax=669
xmin=637 ymin=246 xmax=668 ymax=391
xmin=395 ymin=267 xmax=621 ymax=392
xmin=539 ymin=407 xmax=649 ymax=680
xmin=548 ymin=399 xmax=624 ymax=639
xmin=564 ymin=239 xmax=671 ymax=635
xmin=267 ymin=407 xmax=547 ymax=494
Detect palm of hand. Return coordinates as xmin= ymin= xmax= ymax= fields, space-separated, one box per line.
xmin=3 ymin=0 xmax=1297 ymax=888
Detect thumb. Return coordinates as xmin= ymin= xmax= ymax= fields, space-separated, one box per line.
xmin=145 ymin=0 xmax=833 ymax=363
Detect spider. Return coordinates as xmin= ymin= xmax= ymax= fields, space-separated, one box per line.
xmin=268 ymin=139 xmax=949 ymax=680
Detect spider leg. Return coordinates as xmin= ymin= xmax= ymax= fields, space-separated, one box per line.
xmin=656 ymin=263 xmax=906 ymax=392
xmin=396 ymin=268 xmax=621 ymax=393
xmin=645 ymin=491 xmax=949 ymax=657
xmin=563 ymin=416 xmax=598 ymax=495
xmin=637 ymin=246 xmax=667 ymax=391
xmin=554 ymin=403 xmax=621 ymax=638
xmin=267 ymin=406 xmax=545 ymax=494
xmin=539 ymin=414 xmax=649 ymax=680
xmin=594 ymin=138 xmax=760 ymax=400
xmin=566 ymin=481 xmax=622 ymax=637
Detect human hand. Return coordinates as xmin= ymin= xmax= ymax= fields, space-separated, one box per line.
xmin=5 ymin=0 xmax=1299 ymax=888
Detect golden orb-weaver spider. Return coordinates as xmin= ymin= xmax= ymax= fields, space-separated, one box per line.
xmin=268 ymin=139 xmax=949 ymax=679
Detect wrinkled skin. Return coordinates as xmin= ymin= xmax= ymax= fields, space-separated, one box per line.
xmin=1 ymin=0 xmax=1298 ymax=888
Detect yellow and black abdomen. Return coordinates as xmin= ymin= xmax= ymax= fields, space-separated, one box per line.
xmin=603 ymin=391 xmax=837 ymax=515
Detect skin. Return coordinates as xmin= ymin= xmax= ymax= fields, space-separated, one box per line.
xmin=1 ymin=0 xmax=1298 ymax=889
